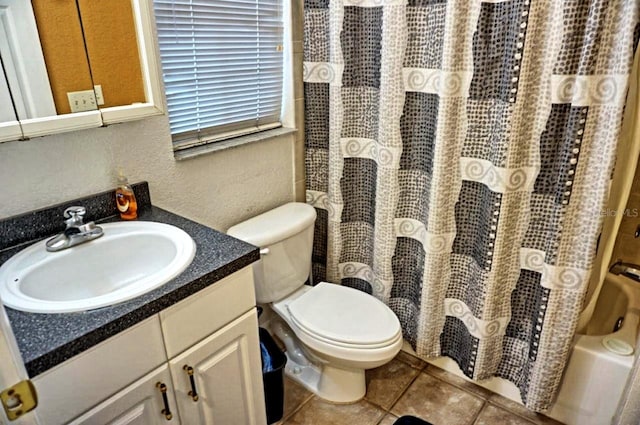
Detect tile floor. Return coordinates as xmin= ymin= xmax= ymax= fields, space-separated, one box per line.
xmin=275 ymin=351 xmax=563 ymax=425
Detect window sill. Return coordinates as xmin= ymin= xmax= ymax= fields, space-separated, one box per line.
xmin=173 ymin=127 xmax=297 ymax=161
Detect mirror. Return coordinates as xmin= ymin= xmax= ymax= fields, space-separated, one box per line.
xmin=0 ymin=0 xmax=59 ymax=118
xmin=0 ymin=60 xmax=21 ymax=142
xmin=0 ymin=62 xmax=18 ymax=122
xmin=0 ymin=0 xmax=163 ymax=141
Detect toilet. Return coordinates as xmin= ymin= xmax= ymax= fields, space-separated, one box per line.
xmin=228 ymin=202 xmax=402 ymax=403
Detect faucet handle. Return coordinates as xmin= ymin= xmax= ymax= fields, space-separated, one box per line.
xmin=64 ymin=206 xmax=86 ymax=219
xmin=63 ymin=206 xmax=86 ymax=227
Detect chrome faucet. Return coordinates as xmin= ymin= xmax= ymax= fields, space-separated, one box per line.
xmin=610 ymin=261 xmax=640 ymax=282
xmin=45 ymin=206 xmax=104 ymax=252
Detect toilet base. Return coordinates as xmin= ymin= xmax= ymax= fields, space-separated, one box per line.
xmin=284 ymin=351 xmax=366 ymax=403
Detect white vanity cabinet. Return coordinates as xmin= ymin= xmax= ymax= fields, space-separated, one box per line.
xmin=30 ymin=266 xmax=266 ymax=425
xmin=32 ymin=317 xmax=167 ymax=424
xmin=68 ymin=365 xmax=179 ymax=425
xmin=168 ymin=311 xmax=264 ymax=425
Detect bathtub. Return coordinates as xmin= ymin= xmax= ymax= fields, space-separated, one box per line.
xmin=547 ymin=272 xmax=640 ymax=425
xmin=407 ymin=272 xmax=640 ymax=425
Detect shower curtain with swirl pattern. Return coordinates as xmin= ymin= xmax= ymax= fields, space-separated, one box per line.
xmin=303 ymin=0 xmax=639 ymax=410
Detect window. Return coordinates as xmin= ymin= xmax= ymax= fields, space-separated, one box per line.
xmin=153 ymin=0 xmax=284 ymax=150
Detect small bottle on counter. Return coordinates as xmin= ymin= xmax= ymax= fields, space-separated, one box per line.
xmin=115 ymin=173 xmax=138 ymax=220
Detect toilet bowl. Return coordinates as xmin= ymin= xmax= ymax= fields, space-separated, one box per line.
xmin=272 ymin=283 xmax=402 ymax=402
xmin=227 ymin=203 xmax=402 ymax=403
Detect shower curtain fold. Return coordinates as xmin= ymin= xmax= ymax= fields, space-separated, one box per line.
xmin=303 ymin=0 xmax=640 ymax=411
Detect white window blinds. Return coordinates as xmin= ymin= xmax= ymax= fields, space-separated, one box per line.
xmin=154 ymin=0 xmax=284 ymax=147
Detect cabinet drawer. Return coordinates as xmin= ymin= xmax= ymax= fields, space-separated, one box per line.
xmin=33 ymin=316 xmax=166 ymax=425
xmin=160 ymin=266 xmax=256 ymax=359
xmin=69 ymin=364 xmax=180 ymax=425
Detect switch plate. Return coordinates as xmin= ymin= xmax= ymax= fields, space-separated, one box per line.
xmin=93 ymin=85 xmax=105 ymax=105
xmin=67 ymin=90 xmax=98 ymax=113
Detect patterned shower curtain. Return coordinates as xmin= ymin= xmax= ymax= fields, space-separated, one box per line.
xmin=303 ymin=0 xmax=639 ymax=411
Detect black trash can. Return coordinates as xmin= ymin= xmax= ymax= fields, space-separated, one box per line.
xmin=259 ymin=327 xmax=287 ymax=424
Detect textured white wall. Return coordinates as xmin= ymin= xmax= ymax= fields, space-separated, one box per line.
xmin=0 ymin=114 xmax=294 ymax=231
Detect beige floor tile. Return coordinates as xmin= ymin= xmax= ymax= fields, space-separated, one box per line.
xmin=365 ymin=358 xmax=421 ymax=409
xmin=396 ymin=350 xmax=427 ymax=370
xmin=284 ymin=397 xmax=385 ymax=425
xmin=424 ymin=365 xmax=493 ymax=399
xmin=474 ymin=404 xmax=536 ymax=425
xmin=378 ymin=413 xmax=399 ymax=425
xmin=282 ymin=378 xmax=313 ymax=420
xmin=488 ymin=394 xmax=564 ymax=425
xmin=391 ymin=372 xmax=484 ymax=425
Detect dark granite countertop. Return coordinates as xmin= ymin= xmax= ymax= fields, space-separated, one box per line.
xmin=0 ymin=186 xmax=259 ymax=377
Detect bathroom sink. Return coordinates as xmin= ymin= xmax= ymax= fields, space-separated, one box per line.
xmin=0 ymin=221 xmax=196 ymax=313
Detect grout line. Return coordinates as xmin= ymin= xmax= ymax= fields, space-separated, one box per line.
xmin=386 ymin=368 xmax=423 ymax=416
xmin=468 ymin=400 xmax=487 ymax=425
xmin=362 ymin=395 xmax=387 ymax=412
xmin=422 ymin=367 xmax=491 ymax=401
xmin=484 ymin=399 xmax=542 ymax=425
xmin=281 ymin=392 xmax=315 ymax=423
xmin=363 ymin=356 xmax=424 ymax=412
xmin=423 ymin=369 xmax=487 ymax=401
xmin=376 ymin=411 xmax=396 ymax=425
xmin=419 ymin=362 xmax=557 ymax=424
xmin=364 ymin=399 xmax=390 ymax=425
xmin=420 ymin=364 xmax=556 ymax=424
xmin=396 ymin=352 xmax=429 ymax=372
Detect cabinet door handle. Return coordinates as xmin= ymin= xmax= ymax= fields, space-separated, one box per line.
xmin=183 ymin=365 xmax=199 ymax=402
xmin=156 ymin=382 xmax=173 ymax=420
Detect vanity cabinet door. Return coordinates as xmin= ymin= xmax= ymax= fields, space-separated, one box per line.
xmin=69 ymin=365 xmax=180 ymax=425
xmin=169 ymin=309 xmax=266 ymax=425
xmin=33 ymin=317 xmax=166 ymax=425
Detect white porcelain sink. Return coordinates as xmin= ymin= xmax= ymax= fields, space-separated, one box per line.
xmin=0 ymin=221 xmax=196 ymax=313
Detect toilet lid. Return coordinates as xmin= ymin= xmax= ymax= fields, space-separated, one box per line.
xmin=287 ymin=282 xmax=401 ymax=346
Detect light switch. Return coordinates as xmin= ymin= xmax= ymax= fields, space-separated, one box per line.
xmin=67 ymin=90 xmax=98 ymax=113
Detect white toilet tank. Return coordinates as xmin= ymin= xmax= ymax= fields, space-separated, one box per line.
xmin=227 ymin=203 xmax=317 ymax=303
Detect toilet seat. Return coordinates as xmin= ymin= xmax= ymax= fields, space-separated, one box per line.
xmin=286 ymin=282 xmax=401 ymax=349
xmin=289 ymin=315 xmax=402 ymax=350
